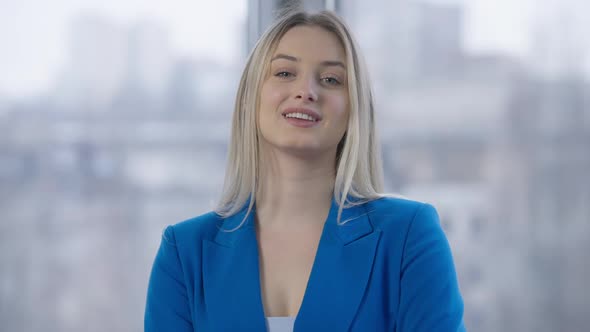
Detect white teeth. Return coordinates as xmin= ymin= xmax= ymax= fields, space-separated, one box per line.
xmin=284 ymin=112 xmax=316 ymax=121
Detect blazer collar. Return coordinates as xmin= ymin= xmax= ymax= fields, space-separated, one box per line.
xmin=203 ymin=197 xmax=381 ymax=331
xmin=213 ymin=197 xmax=375 ymax=247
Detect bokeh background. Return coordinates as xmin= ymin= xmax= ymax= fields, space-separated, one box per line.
xmin=1 ymin=0 xmax=589 ymax=331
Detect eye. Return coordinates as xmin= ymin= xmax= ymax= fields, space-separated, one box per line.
xmin=275 ymin=71 xmax=294 ymax=78
xmin=321 ymin=76 xmax=342 ymax=86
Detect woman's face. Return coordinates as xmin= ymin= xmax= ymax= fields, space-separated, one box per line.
xmin=258 ymin=25 xmax=349 ymax=158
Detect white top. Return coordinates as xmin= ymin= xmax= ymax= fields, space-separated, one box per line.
xmin=266 ymin=317 xmax=296 ymax=332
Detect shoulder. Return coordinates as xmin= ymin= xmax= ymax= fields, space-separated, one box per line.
xmin=362 ymin=196 xmax=447 ymax=250
xmin=363 ymin=195 xmax=440 ymax=230
xmin=364 ymin=195 xmax=454 ymax=263
xmin=160 ymin=211 xmax=224 ymax=249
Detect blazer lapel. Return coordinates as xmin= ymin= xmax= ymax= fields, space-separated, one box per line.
xmin=202 ymin=204 xmax=267 ymax=331
xmin=202 ymin=198 xmax=381 ymax=332
xmin=295 ymin=199 xmax=381 ymax=331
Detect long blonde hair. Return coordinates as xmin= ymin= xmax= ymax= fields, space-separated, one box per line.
xmin=215 ymin=10 xmax=384 ymax=228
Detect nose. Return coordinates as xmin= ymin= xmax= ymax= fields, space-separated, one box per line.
xmin=295 ymin=77 xmax=318 ymax=102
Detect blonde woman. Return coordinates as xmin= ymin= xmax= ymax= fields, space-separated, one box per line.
xmin=145 ymin=10 xmax=465 ymax=332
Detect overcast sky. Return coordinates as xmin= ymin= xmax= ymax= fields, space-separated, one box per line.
xmin=0 ymin=0 xmax=586 ymax=99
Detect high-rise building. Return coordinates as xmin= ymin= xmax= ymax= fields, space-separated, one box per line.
xmin=529 ymin=0 xmax=590 ymax=79
xmin=52 ymin=14 xmax=128 ymax=110
xmin=52 ymin=15 xmax=172 ymax=112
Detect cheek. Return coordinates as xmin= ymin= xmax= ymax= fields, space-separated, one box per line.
xmin=260 ymin=82 xmax=288 ymax=111
xmin=258 ymin=82 xmax=289 ymax=135
xmin=326 ymin=93 xmax=349 ymax=123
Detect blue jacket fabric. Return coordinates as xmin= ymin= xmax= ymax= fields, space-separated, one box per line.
xmin=144 ymin=196 xmax=466 ymax=331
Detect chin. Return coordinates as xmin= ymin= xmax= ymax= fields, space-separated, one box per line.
xmin=260 ymin=134 xmax=337 ymax=157
xmin=281 ymin=141 xmax=338 ymax=159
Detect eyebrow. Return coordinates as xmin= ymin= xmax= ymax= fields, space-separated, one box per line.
xmin=271 ymin=53 xmax=346 ymax=69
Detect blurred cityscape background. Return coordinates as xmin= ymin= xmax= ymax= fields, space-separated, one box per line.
xmin=0 ymin=0 xmax=588 ymax=331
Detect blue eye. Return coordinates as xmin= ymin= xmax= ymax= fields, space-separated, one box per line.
xmin=275 ymin=71 xmax=293 ymax=78
xmin=322 ymin=76 xmax=341 ymax=85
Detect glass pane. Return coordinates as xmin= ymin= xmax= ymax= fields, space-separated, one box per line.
xmin=340 ymin=1 xmax=590 ymax=331
xmin=0 ymin=1 xmax=247 ymax=331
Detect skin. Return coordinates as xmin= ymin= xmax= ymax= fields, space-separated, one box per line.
xmin=254 ymin=25 xmax=350 ymax=317
xmin=256 ymin=24 xmax=349 ymax=228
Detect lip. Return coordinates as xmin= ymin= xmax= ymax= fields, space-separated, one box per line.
xmin=281 ymin=107 xmax=323 ymax=122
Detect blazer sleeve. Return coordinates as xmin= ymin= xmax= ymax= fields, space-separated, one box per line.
xmin=144 ymin=225 xmax=194 ymax=332
xmin=396 ymin=203 xmax=467 ymax=332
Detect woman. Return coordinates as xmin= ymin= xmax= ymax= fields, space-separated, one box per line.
xmin=145 ymin=10 xmax=466 ymax=332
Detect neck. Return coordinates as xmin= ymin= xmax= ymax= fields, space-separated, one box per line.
xmin=255 ymin=145 xmax=337 ymax=229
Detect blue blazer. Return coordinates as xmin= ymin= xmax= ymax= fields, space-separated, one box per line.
xmin=145 ymin=197 xmax=466 ymax=331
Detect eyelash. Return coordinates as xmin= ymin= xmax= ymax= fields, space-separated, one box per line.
xmin=274 ymin=71 xmax=342 ymax=86
xmin=275 ymin=71 xmax=293 ymax=78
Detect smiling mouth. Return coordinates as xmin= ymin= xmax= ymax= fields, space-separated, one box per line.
xmin=283 ymin=112 xmax=318 ymax=122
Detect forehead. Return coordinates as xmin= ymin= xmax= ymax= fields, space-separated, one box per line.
xmin=272 ymin=25 xmax=346 ymax=62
